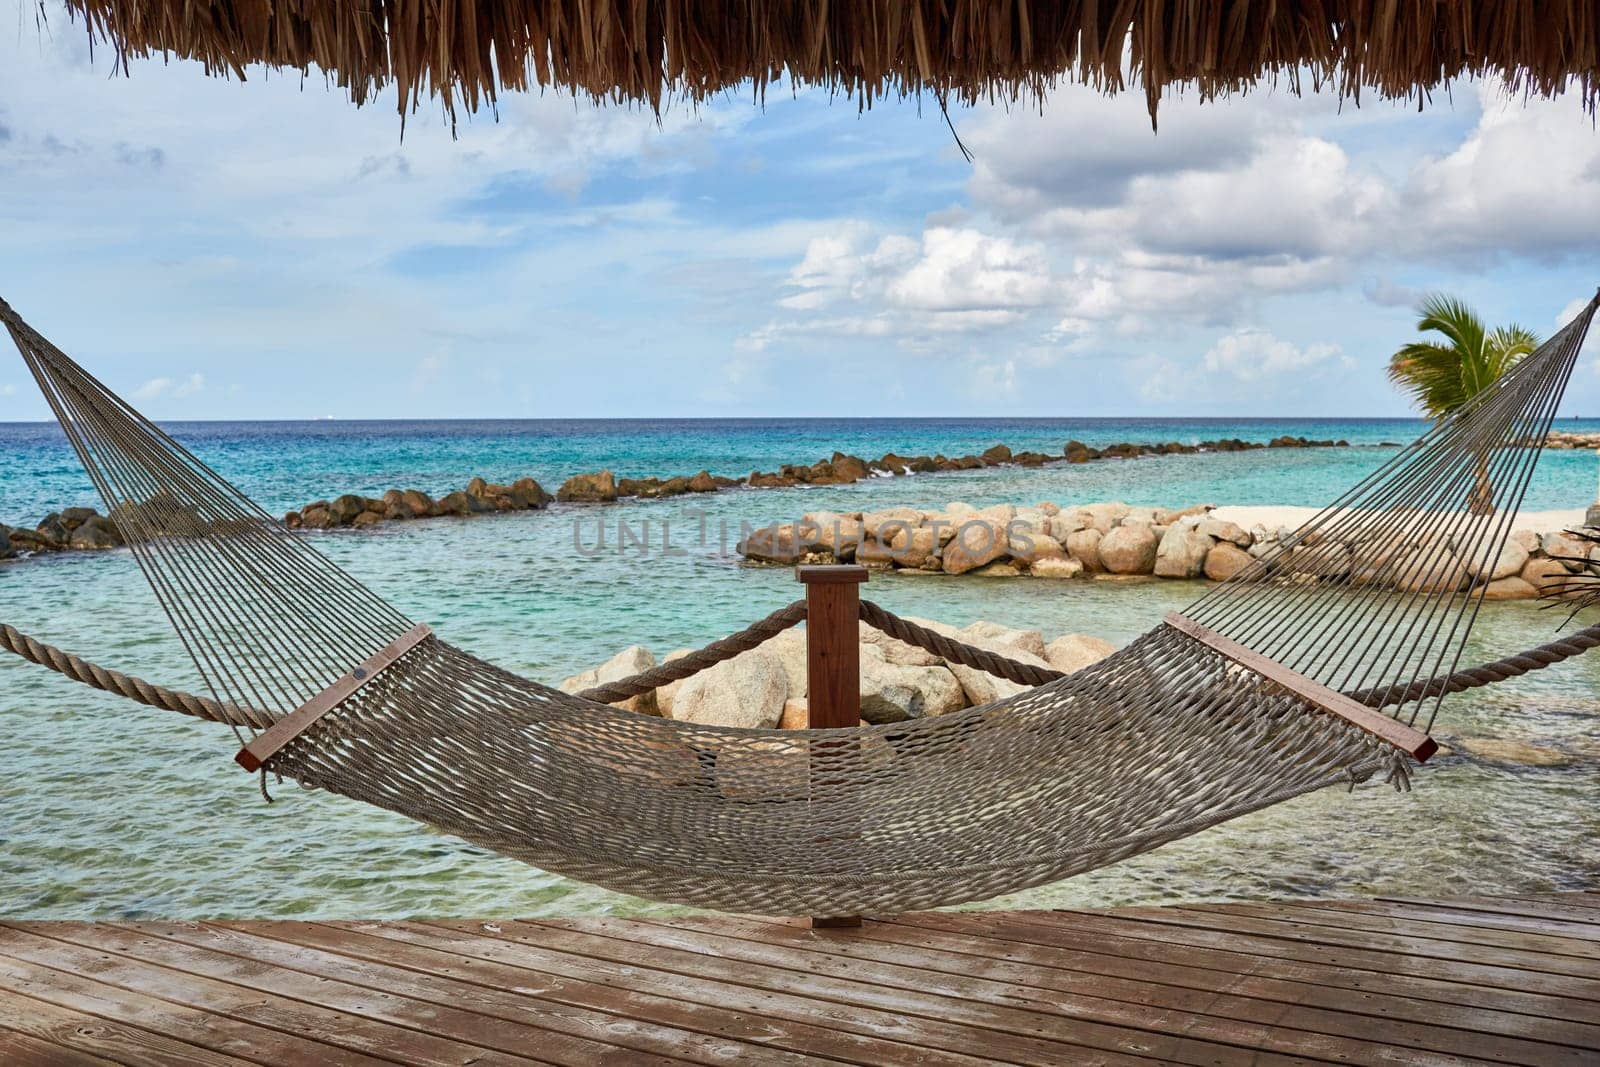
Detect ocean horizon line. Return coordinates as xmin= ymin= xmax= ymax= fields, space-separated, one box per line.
xmin=0 ymin=414 xmax=1568 ymax=428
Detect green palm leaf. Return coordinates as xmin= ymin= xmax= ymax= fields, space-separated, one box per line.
xmin=1387 ymin=294 xmax=1541 ymax=420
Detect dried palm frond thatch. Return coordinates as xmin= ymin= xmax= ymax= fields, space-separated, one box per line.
xmin=55 ymin=1 xmax=1600 ymax=126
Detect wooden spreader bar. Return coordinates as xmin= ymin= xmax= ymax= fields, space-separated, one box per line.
xmin=236 ymin=623 xmax=433 ymax=773
xmin=1164 ymin=613 xmax=1438 ymax=762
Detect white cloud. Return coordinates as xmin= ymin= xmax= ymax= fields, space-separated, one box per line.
xmin=885 ymin=228 xmax=1055 ymax=314
xmin=1399 ymin=85 xmax=1600 ymax=262
xmin=131 ymin=377 xmax=173 ymax=401
xmin=752 ymin=225 xmax=1062 ymax=347
xmin=130 ymin=373 xmax=203 ymax=401
xmin=1201 ymin=329 xmax=1349 ymax=381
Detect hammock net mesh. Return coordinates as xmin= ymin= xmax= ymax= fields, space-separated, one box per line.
xmin=2 ymin=292 xmax=1595 ymax=913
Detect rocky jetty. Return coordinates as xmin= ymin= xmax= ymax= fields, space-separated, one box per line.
xmin=284 ymin=476 xmax=552 ymax=530
xmin=1543 ymin=431 xmax=1600 ymax=450
xmin=560 ymin=622 xmax=1116 ymax=727
xmin=255 ymin=434 xmax=1354 ymax=538
xmin=737 ymin=501 xmax=1592 ymax=601
xmin=0 ymin=508 xmax=125 ymax=560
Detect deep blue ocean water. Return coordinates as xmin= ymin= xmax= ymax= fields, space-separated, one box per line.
xmin=2 ymin=417 xmax=1597 ymax=919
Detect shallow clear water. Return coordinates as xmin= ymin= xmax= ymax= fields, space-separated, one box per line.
xmin=1 ymin=418 xmax=1597 ymax=918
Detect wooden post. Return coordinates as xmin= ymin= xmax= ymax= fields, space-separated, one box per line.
xmin=797 ymin=564 xmax=867 ymax=930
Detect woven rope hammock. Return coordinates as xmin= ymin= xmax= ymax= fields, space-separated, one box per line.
xmin=1 ymin=293 xmax=1596 ymax=914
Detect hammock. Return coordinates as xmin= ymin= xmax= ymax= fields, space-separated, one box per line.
xmin=1 ymin=293 xmax=1596 ymax=914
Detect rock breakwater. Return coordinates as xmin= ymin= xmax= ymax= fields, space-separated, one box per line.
xmin=559 ymin=622 xmax=1117 ymax=727
xmin=268 ymin=434 xmax=1350 ymax=534
xmin=737 ymin=501 xmax=1592 ymax=601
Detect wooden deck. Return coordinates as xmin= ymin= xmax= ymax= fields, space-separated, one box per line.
xmin=2 ymin=893 xmax=1597 ymax=1065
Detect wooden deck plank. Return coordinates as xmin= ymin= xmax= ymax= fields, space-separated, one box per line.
xmin=625 ymin=914 xmax=1581 ymax=1066
xmin=661 ymin=913 xmax=1600 ymax=1058
xmin=1491 ymin=895 xmax=1600 ymax=921
xmin=0 ymin=942 xmax=388 ymax=1067
xmin=0 ymin=1027 xmax=124 ymax=1067
xmin=1187 ymin=901 xmax=1600 ymax=958
xmin=1086 ymin=905 xmax=1600 ymax=980
xmin=471 ymin=916 xmax=1330 ymax=1067
xmin=206 ymin=918 xmax=947 ymax=1067
xmin=893 ymin=910 xmax=1600 ymax=1007
xmin=542 ymin=915 xmax=1428 ymax=1066
xmin=387 ymin=918 xmax=1166 ymax=1067
xmin=126 ymin=920 xmax=733 ymax=1067
xmin=1338 ymin=899 xmax=1600 ymax=939
xmin=5 ymin=921 xmax=587 ymax=1067
xmin=878 ymin=910 xmax=1600 ymax=1028
xmin=0 ymin=994 xmax=252 ymax=1067
xmin=4 ymin=893 xmax=1597 ymax=1066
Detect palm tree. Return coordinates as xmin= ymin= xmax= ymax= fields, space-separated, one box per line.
xmin=1387 ymin=294 xmax=1541 ymax=514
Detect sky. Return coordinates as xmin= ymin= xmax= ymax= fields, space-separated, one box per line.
xmin=1 ymin=3 xmax=1599 ymax=421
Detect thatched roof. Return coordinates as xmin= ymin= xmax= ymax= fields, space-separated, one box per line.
xmin=62 ymin=1 xmax=1600 ymax=124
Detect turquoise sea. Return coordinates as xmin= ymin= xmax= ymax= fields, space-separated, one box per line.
xmin=2 ymin=417 xmax=1598 ymax=919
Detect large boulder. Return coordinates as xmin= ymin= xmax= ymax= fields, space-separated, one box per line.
xmin=559 ymin=645 xmax=660 ymax=716
xmin=557 ymin=470 xmax=618 ymax=503
xmin=1043 ymin=634 xmax=1116 ymax=675
xmin=779 ymin=698 xmax=810 ymax=730
xmin=760 ymin=628 xmax=810 ymax=699
xmin=34 ymin=515 xmax=69 ymax=545
xmin=885 ymin=525 xmax=940 ymax=569
xmin=67 ymin=514 xmax=122 ymax=550
xmin=862 ymin=508 xmax=922 ymax=540
xmin=961 ymin=622 xmax=1047 ymax=658
xmin=1542 ymin=531 xmax=1593 ymax=571
xmin=1196 ymin=518 xmax=1251 ymax=547
xmin=1463 ymin=538 xmax=1530 ymax=583
xmin=859 ymin=646 xmax=966 ymax=722
xmin=1063 ymin=528 xmax=1104 ymax=572
xmin=889 ymin=618 xmax=1055 ymax=706
xmin=668 ymin=649 xmax=788 ymax=729
xmin=434 ymin=490 xmax=494 ymax=516
xmin=1098 ymin=524 xmax=1158 ymax=575
xmin=738 ymin=523 xmax=828 ymax=565
xmin=1481 ymin=576 xmax=1537 ymax=600
xmin=1282 ymin=541 xmax=1353 ymax=582
xmin=801 ymin=511 xmax=864 ymax=556
xmin=401 ymin=489 xmax=437 ymax=516
xmin=1074 ymin=502 xmax=1129 ymax=534
xmin=860 ymin=627 xmax=945 ymax=667
xmin=509 ymin=477 xmax=552 ymax=509
xmin=1007 ymin=525 xmax=1067 ymax=564
xmin=830 ymin=453 xmax=870 ymax=481
xmin=1520 ymin=557 xmax=1574 ymax=595
xmin=6 ymin=528 xmax=60 ymax=553
xmin=975 ymin=503 xmax=1018 ymax=526
xmin=298 ymin=502 xmax=335 ymax=529
xmin=327 ymin=494 xmax=370 ymax=526
xmin=1203 ymin=542 xmax=1254 ymax=582
xmin=1394 ymin=548 xmax=1463 ymax=594
xmin=653 ymin=649 xmax=694 ymax=716
xmin=381 ymin=489 xmax=420 ymax=520
xmin=941 ymin=520 xmax=1009 ymax=575
xmin=1029 ymin=557 xmax=1085 ymax=579
xmin=980 ymin=444 xmax=1013 ymax=465
xmin=1153 ymin=527 xmax=1213 ymax=578
xmin=1510 ymin=529 xmax=1543 ymax=555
